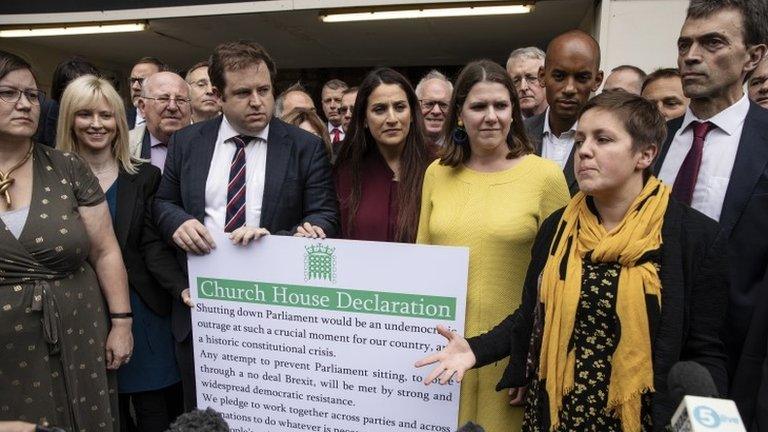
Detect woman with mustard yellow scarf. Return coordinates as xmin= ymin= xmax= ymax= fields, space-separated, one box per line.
xmin=416 ymin=91 xmax=728 ymax=431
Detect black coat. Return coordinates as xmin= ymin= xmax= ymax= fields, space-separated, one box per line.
xmin=114 ymin=163 xmax=187 ymax=316
xmin=467 ymin=199 xmax=729 ymax=431
xmin=524 ymin=112 xmax=579 ymax=195
xmin=654 ymin=101 xmax=768 ymax=430
xmin=153 ymin=115 xmax=340 ymax=341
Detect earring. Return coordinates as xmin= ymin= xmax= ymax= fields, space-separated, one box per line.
xmin=452 ymin=119 xmax=468 ymax=145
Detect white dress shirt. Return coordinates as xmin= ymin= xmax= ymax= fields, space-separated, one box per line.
xmin=204 ymin=116 xmax=269 ymax=231
xmin=541 ymin=108 xmax=578 ymax=170
xmin=658 ymin=94 xmax=749 ymax=221
xmin=148 ymin=132 xmax=168 ymax=173
xmin=327 ymin=121 xmax=345 ymax=142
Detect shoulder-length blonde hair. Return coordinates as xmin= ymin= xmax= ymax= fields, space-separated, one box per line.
xmin=56 ymin=74 xmax=137 ymax=174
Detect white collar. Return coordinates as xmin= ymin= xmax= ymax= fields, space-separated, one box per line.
xmin=680 ymin=93 xmax=750 ymax=137
xmin=220 ymin=115 xmax=270 ymax=143
xmin=543 ymin=107 xmax=578 ymax=138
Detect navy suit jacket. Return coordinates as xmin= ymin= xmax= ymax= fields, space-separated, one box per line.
xmin=126 ymin=105 xmax=137 ymax=129
xmin=524 ymin=112 xmax=579 ymax=195
xmin=654 ymin=101 xmax=768 ymax=430
xmin=153 ymin=116 xmax=340 ymax=340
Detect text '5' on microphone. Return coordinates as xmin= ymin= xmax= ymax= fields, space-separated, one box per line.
xmin=670 ymin=396 xmax=745 ymax=432
xmin=667 ymin=361 xmax=744 ymax=432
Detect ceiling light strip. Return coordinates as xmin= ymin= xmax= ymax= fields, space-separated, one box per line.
xmin=0 ymin=23 xmax=146 ymax=38
xmin=321 ymin=5 xmax=532 ymax=22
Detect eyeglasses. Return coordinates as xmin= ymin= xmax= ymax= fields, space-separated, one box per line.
xmin=0 ymin=87 xmax=45 ymax=105
xmin=129 ymin=77 xmax=145 ymax=86
xmin=143 ymin=96 xmax=191 ymax=107
xmin=512 ymin=75 xmax=540 ymax=88
xmin=419 ymin=99 xmax=449 ymax=113
xmin=339 ymin=105 xmax=354 ymax=115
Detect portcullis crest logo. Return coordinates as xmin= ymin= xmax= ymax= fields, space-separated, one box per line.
xmin=304 ymin=243 xmax=336 ymax=283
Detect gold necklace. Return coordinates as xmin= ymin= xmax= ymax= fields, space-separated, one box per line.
xmin=0 ymin=143 xmax=33 ymax=208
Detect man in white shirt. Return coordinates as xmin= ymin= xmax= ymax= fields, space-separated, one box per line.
xmin=128 ymin=72 xmax=191 ymax=172
xmin=653 ymin=1 xmax=768 ymax=428
xmin=523 ymin=30 xmax=604 ymax=195
xmin=321 ymin=79 xmax=348 ymax=144
xmin=153 ymin=40 xmax=339 ymax=411
xmin=185 ymin=60 xmax=221 ymax=124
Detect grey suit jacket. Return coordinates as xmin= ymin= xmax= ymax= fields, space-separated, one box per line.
xmin=524 ymin=112 xmax=579 ymax=195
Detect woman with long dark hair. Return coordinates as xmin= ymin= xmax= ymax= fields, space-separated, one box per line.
xmin=334 ymin=68 xmax=433 ymax=243
xmin=416 ymin=60 xmax=570 ymax=431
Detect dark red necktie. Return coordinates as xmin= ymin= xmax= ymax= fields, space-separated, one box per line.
xmin=671 ymin=121 xmax=714 ymax=205
xmin=331 ymin=128 xmax=341 ymax=143
xmin=225 ymin=135 xmax=252 ymax=233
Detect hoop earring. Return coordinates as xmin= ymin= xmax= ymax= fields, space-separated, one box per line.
xmin=452 ymin=119 xmax=468 ymax=145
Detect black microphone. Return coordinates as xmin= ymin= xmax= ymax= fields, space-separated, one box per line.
xmin=667 ymin=360 xmax=718 ymax=408
xmin=456 ymin=421 xmax=485 ymax=432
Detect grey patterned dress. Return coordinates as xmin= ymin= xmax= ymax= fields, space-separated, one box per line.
xmin=0 ymin=145 xmax=117 ymax=431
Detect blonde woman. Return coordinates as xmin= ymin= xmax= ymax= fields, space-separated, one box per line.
xmin=57 ymin=75 xmax=187 ymax=432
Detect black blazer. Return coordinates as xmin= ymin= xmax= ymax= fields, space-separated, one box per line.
xmin=114 ymin=163 xmax=187 ymax=316
xmin=126 ymin=105 xmax=137 ymax=129
xmin=654 ymin=102 xmax=768 ymax=429
xmin=153 ymin=116 xmax=340 ymax=340
xmin=524 ymin=112 xmax=579 ymax=195
xmin=468 ymin=199 xmax=729 ymax=431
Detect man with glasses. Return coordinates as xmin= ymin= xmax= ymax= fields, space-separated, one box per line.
xmin=129 ymin=71 xmax=191 ymax=171
xmin=186 ymin=60 xmax=221 ymax=124
xmin=415 ymin=70 xmax=452 ymax=146
xmin=127 ymin=56 xmax=168 ymax=128
xmin=506 ymin=47 xmax=548 ymax=119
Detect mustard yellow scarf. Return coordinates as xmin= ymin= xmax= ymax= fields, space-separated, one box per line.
xmin=538 ymin=177 xmax=670 ymax=432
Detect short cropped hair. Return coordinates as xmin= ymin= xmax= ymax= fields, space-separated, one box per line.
xmin=641 ymin=68 xmax=681 ymax=93
xmin=322 ymin=79 xmax=348 ymax=92
xmin=579 ymin=91 xmax=667 ymax=177
xmin=414 ymin=70 xmax=453 ymax=98
xmin=133 ymin=56 xmax=168 ymax=72
xmin=185 ymin=60 xmax=210 ymax=81
xmin=208 ymin=40 xmax=277 ymax=97
xmin=0 ymin=50 xmax=37 ymax=87
xmin=342 ymin=86 xmax=359 ymax=96
xmin=275 ymin=82 xmax=311 ymax=118
xmin=506 ymin=46 xmax=546 ymax=70
xmin=687 ymin=0 xmax=768 ymax=47
xmin=612 ymin=65 xmax=647 ymax=81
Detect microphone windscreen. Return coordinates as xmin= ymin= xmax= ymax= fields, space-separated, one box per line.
xmin=667 ymin=361 xmax=718 ymax=409
xmin=456 ymin=421 xmax=486 ymax=432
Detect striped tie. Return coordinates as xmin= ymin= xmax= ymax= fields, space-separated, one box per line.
xmin=224 ymin=135 xmax=253 ymax=233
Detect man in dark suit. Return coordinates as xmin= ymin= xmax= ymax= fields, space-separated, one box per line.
xmin=153 ymin=40 xmax=339 ymax=411
xmin=126 ymin=56 xmax=168 ymax=128
xmin=523 ymin=30 xmax=604 ymax=195
xmin=653 ymin=1 xmax=768 ymax=428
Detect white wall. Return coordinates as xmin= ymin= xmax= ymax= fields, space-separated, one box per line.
xmin=596 ymin=0 xmax=688 ymax=76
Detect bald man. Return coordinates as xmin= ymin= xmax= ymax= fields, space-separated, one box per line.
xmin=129 ymin=71 xmax=192 ymax=171
xmin=525 ymin=29 xmax=604 ymax=194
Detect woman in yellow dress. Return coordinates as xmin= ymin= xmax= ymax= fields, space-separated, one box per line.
xmin=416 ymin=59 xmax=569 ymax=432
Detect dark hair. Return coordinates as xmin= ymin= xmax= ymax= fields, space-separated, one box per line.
xmin=167 ymin=408 xmax=229 ymax=432
xmin=335 ymin=68 xmax=431 ymax=243
xmin=440 ymin=59 xmax=531 ymax=167
xmin=133 ymin=56 xmax=168 ymax=72
xmin=185 ymin=60 xmax=209 ymax=80
xmin=686 ymin=0 xmax=768 ymax=47
xmin=323 ymin=79 xmax=348 ymax=92
xmin=579 ymin=91 xmax=667 ymax=178
xmin=50 ymin=57 xmax=99 ymax=102
xmin=641 ymin=68 xmax=681 ymax=93
xmin=611 ymin=64 xmax=647 ymax=81
xmin=208 ymin=40 xmax=277 ymax=98
xmin=282 ymin=107 xmax=332 ymax=158
xmin=0 ymin=50 xmax=37 ymax=87
xmin=342 ymin=86 xmax=359 ymax=96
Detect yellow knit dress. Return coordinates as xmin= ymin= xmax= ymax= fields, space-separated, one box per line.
xmin=416 ymin=155 xmax=570 ymax=432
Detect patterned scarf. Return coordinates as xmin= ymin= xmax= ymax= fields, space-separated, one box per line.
xmin=538 ymin=176 xmax=670 ymax=432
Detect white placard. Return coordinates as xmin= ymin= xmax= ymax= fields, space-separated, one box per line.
xmin=188 ymin=234 xmax=468 ymax=432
